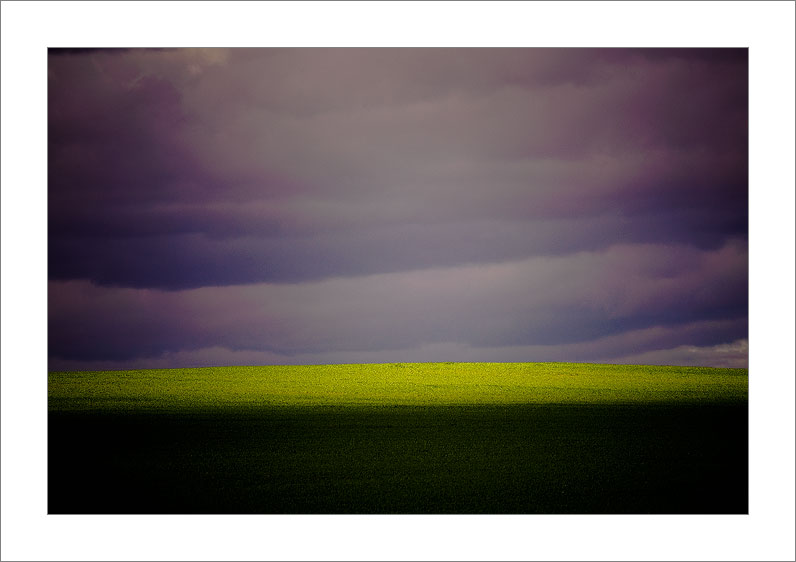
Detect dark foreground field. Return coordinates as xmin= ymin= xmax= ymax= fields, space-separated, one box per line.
xmin=49 ymin=363 xmax=747 ymax=513
xmin=50 ymin=402 xmax=747 ymax=514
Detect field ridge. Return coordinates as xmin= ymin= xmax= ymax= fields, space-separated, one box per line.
xmin=49 ymin=361 xmax=748 ymax=411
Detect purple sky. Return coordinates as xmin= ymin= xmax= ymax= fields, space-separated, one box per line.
xmin=48 ymin=48 xmax=748 ymax=370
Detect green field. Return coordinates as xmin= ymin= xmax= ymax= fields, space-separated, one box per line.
xmin=48 ymin=362 xmax=748 ymax=514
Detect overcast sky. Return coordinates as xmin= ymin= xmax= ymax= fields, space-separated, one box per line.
xmin=48 ymin=48 xmax=748 ymax=370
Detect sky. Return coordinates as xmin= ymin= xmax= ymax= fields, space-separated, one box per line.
xmin=47 ymin=48 xmax=748 ymax=370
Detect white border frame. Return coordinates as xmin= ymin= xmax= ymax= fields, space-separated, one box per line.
xmin=2 ymin=2 xmax=794 ymax=561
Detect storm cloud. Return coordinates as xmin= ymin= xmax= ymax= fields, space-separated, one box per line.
xmin=48 ymin=48 xmax=748 ymax=369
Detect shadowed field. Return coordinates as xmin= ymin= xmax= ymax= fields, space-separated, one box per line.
xmin=48 ymin=362 xmax=747 ymax=514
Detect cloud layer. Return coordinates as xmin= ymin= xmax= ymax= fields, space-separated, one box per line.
xmin=48 ymin=48 xmax=748 ymax=369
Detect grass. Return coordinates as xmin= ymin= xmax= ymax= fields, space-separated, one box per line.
xmin=48 ymin=362 xmax=748 ymax=514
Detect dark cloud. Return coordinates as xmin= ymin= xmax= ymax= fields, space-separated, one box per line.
xmin=48 ymin=48 xmax=748 ymax=368
xmin=49 ymin=240 xmax=747 ymax=366
xmin=49 ymin=212 xmax=744 ymax=290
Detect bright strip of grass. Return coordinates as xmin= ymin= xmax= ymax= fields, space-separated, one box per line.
xmin=49 ymin=362 xmax=747 ymax=411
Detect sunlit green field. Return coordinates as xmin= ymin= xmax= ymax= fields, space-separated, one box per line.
xmin=49 ymin=362 xmax=748 ymax=514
